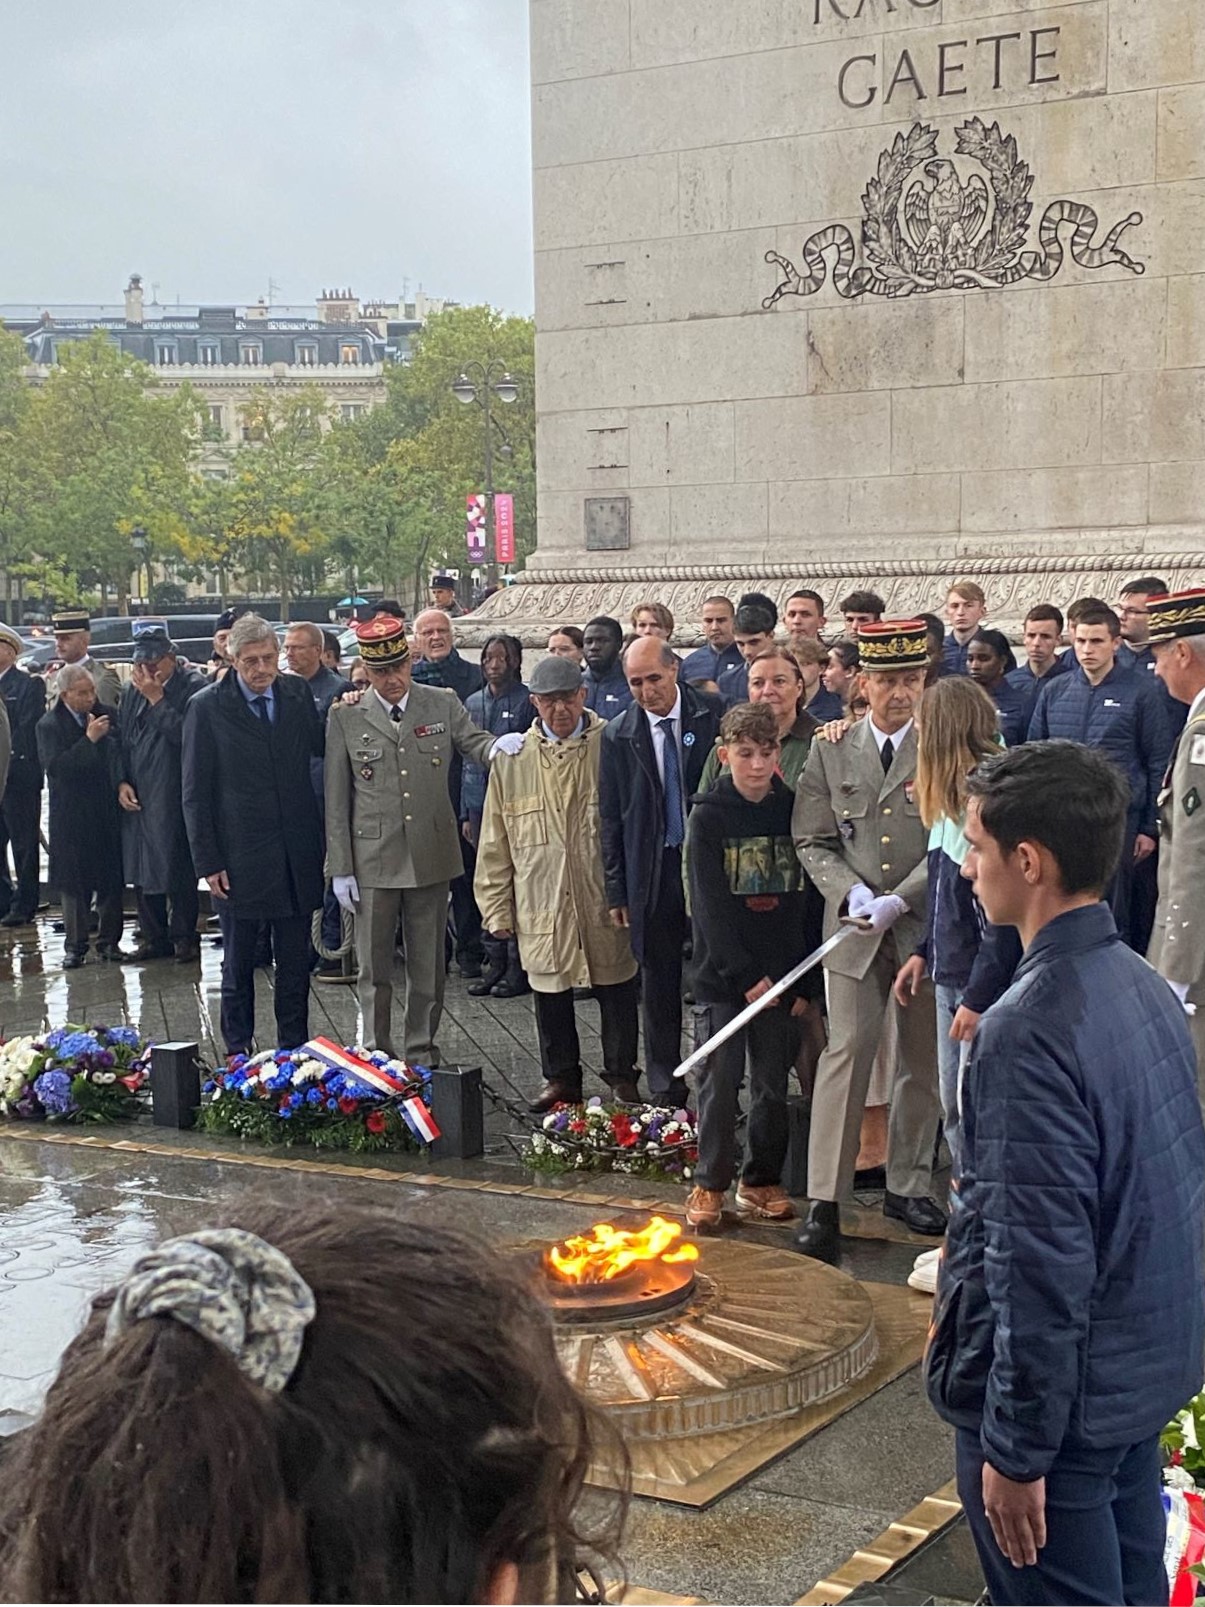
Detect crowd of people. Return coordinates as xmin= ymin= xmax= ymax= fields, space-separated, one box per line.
xmin=0 ymin=577 xmax=1199 ymax=1183
xmin=0 ymin=574 xmax=1204 ymax=1607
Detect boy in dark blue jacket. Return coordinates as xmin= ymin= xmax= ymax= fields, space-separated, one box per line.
xmin=927 ymin=740 xmax=1204 ymax=1605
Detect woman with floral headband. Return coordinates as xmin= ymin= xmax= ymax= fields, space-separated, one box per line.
xmin=0 ymin=1206 xmax=626 ymax=1604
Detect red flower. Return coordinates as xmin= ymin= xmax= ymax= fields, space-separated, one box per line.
xmin=365 ymin=1110 xmax=387 ymax=1135
xmin=338 ymin=1096 xmax=359 ymax=1115
xmin=664 ymin=1130 xmax=682 ymax=1146
xmin=569 ymin=1119 xmax=587 ymax=1135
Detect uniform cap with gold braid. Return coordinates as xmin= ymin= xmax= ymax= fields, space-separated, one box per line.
xmin=51 ymin=610 xmax=91 ymax=634
xmin=353 ymin=615 xmax=411 ymax=667
xmin=856 ymin=619 xmax=929 ymax=671
xmin=1146 ymin=588 xmax=1205 ymax=646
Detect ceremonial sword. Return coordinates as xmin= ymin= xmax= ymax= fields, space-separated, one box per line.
xmin=672 ymin=916 xmax=873 ymax=1081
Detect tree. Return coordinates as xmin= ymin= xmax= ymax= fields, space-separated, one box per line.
xmin=324 ymin=305 xmax=536 ymax=604
xmin=30 ymin=331 xmax=203 ymax=613
xmin=0 ymin=324 xmax=48 ymax=618
xmin=224 ymin=385 xmax=334 ymax=620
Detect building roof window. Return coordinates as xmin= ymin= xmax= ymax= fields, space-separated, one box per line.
xmin=198 ymin=341 xmax=220 ymax=366
xmin=156 ymin=341 xmax=178 ymax=365
xmin=295 ymin=340 xmax=318 ymax=366
xmin=239 ymin=342 xmax=263 ymax=366
xmin=339 ymin=342 xmax=361 ymax=366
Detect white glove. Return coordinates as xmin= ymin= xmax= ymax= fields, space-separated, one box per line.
xmin=862 ymin=893 xmax=908 ymax=934
xmin=333 ymin=875 xmax=360 ymax=914
xmin=1168 ymin=978 xmax=1197 ymax=1017
xmin=847 ymin=883 xmax=874 ymax=918
xmin=490 ymin=732 xmax=526 ymax=757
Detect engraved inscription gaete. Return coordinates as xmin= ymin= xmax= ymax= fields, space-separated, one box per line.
xmin=764 ymin=120 xmax=1144 ymax=302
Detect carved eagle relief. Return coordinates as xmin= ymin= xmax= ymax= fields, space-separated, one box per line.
xmin=764 ymin=118 xmax=1144 ymax=303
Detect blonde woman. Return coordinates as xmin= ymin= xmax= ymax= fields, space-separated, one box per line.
xmin=892 ymin=678 xmax=1022 ymax=1289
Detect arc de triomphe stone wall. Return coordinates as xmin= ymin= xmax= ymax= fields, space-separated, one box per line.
xmin=481 ymin=0 xmax=1205 ymax=640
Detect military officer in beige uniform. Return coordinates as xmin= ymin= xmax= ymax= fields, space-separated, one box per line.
xmin=45 ymin=611 xmax=122 ymax=708
xmin=1148 ymin=588 xmax=1205 ymax=1086
xmin=792 ymin=619 xmax=943 ymax=1262
xmin=325 ymin=616 xmax=498 ymax=1063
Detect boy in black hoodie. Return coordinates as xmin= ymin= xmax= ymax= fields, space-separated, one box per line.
xmin=685 ymin=702 xmax=820 ymax=1231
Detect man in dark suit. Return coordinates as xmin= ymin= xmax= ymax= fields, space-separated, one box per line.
xmin=600 ymin=635 xmax=722 ymax=1103
xmin=118 ymin=630 xmax=209 ymax=963
xmin=182 ymin=614 xmax=324 ymax=1057
xmin=0 ymin=623 xmax=45 ymax=926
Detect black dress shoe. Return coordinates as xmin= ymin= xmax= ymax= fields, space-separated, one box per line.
xmin=0 ymin=911 xmax=35 ymax=928
xmin=467 ymin=973 xmax=500 ymax=996
xmin=883 ymin=1191 xmax=948 ymax=1236
xmin=853 ymin=1165 xmax=887 ymax=1189
xmin=793 ymin=1200 xmax=841 ymax=1263
xmin=490 ymin=976 xmax=531 ymax=999
xmin=528 ymin=1080 xmax=583 ymax=1114
xmin=94 ymin=943 xmax=134 ymax=963
xmin=458 ymin=957 xmax=484 ymax=980
xmin=62 ymin=951 xmax=85 ymax=970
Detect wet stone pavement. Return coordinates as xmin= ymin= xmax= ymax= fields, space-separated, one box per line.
xmin=0 ymin=911 xmax=979 ymax=1605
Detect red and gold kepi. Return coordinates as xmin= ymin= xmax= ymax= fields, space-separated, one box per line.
xmin=856 ymin=619 xmax=929 ymax=671
xmin=1146 ymin=588 xmax=1205 ymax=646
xmin=354 ymin=615 xmax=411 ymax=666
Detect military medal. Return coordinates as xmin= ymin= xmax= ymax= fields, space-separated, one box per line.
xmin=415 ymin=722 xmax=447 ymax=738
xmin=360 ymin=766 xmax=374 ymax=780
xmin=1186 ymin=788 xmax=1201 ymax=816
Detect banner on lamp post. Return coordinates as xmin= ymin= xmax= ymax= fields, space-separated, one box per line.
xmin=494 ymin=493 xmax=515 ymax=565
xmin=466 ymin=494 xmax=486 ymax=564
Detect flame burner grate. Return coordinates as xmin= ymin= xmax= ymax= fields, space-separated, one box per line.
xmin=538 ymin=1254 xmax=698 ymax=1326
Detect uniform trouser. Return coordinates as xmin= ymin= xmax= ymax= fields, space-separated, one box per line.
xmin=640 ymin=846 xmax=687 ymax=1102
xmin=808 ymin=939 xmax=940 ymax=1201
xmin=62 ymin=889 xmax=123 ymax=955
xmin=0 ymin=781 xmax=41 ymax=918
xmin=693 ymin=1001 xmax=799 ymax=1193
xmin=956 ymin=1430 xmax=1166 ymax=1607
xmin=533 ymin=975 xmax=640 ymax=1092
xmin=356 ymin=883 xmax=448 ymax=1064
xmin=136 ymin=880 xmax=200 ymax=948
xmin=216 ymin=910 xmax=311 ymax=1056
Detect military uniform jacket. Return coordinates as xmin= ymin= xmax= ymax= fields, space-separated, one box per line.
xmin=792 ymin=720 xmax=929 ymax=981
xmin=325 ymin=683 xmax=496 ymax=890
xmin=0 ymin=665 xmax=45 ymax=792
xmin=1149 ymin=696 xmax=1205 ymax=992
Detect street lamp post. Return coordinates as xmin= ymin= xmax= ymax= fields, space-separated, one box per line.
xmin=130 ymin=526 xmax=150 ymax=613
xmin=451 ymin=361 xmax=518 ymax=588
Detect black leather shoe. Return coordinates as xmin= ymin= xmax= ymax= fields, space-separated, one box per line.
xmin=0 ymin=911 xmax=35 ymax=928
xmin=466 ymin=974 xmax=499 ymax=996
xmin=528 ymin=1080 xmax=583 ymax=1114
xmin=94 ymin=943 xmax=134 ymax=963
xmin=883 ymin=1191 xmax=947 ymax=1235
xmin=62 ymin=951 xmax=85 ymax=970
xmin=491 ymin=976 xmax=531 ymax=999
xmin=793 ymin=1200 xmax=840 ymax=1263
xmin=458 ymin=957 xmax=483 ymax=980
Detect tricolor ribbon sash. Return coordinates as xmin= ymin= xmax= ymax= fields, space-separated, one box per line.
xmin=302 ymin=1038 xmax=413 ymax=1098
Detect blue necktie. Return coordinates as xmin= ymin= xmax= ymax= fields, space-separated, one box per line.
xmin=660 ymin=718 xmax=684 ymax=849
xmin=252 ymin=695 xmax=270 ymax=723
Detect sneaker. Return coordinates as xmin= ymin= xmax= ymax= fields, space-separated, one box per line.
xmin=912 ymin=1247 xmax=941 ymax=1270
xmin=685 ymin=1187 xmax=725 ymax=1233
xmin=735 ymin=1183 xmax=796 ymax=1221
xmin=907 ymin=1254 xmax=939 ymax=1295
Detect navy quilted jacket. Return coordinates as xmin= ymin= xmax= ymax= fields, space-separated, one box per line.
xmin=926 ymin=904 xmax=1205 ymax=1480
xmin=1027 ymin=663 xmax=1172 ymax=837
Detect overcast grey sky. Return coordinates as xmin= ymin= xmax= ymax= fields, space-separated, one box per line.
xmin=0 ymin=0 xmax=533 ymax=314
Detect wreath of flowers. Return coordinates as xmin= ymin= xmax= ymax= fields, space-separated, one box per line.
xmin=0 ymin=1025 xmax=151 ymax=1123
xmin=523 ymin=1098 xmax=698 ymax=1184
xmin=199 ymin=1046 xmax=434 ymax=1154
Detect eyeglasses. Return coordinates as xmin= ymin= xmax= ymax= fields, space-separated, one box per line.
xmin=534 ymin=692 xmax=582 ymax=708
xmin=1118 ymin=607 xmax=1149 ymax=618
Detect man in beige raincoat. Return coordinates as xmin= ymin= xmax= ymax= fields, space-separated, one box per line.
xmin=475 ymin=655 xmax=641 ymax=1112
